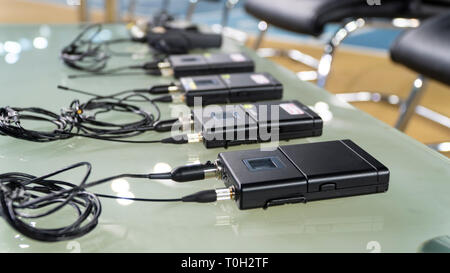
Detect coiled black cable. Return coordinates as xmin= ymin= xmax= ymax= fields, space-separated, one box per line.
xmin=61 ymin=24 xmax=112 ymax=73
xmin=61 ymin=24 xmax=164 ymax=77
xmin=61 ymin=94 xmax=160 ymax=141
xmin=0 ymin=161 xmax=219 ymax=242
xmin=0 ymin=90 xmax=182 ymax=143
xmin=0 ymin=106 xmax=74 ymax=142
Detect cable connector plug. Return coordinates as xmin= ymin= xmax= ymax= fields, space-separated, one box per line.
xmin=152 ymin=95 xmax=173 ymax=103
xmin=170 ymin=161 xmax=217 ymax=182
xmin=141 ymin=61 xmax=160 ymax=71
xmin=181 ymin=187 xmax=234 ymax=203
xmin=181 ymin=189 xmax=216 ymax=203
xmin=154 ymin=118 xmax=180 ymax=132
xmin=157 ymin=61 xmax=173 ymax=76
xmin=148 ymin=83 xmax=179 ymax=94
xmin=171 ymin=94 xmax=185 ymax=103
xmin=160 ymin=133 xmax=202 ymax=145
xmin=160 ymin=135 xmax=188 ymax=144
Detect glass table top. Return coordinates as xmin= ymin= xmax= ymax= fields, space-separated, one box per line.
xmin=0 ymin=24 xmax=449 ymax=253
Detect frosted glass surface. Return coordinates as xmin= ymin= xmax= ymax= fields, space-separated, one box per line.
xmin=0 ymin=24 xmax=449 ymax=253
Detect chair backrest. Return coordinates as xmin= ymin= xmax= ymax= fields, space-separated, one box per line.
xmin=407 ymin=0 xmax=450 ymax=18
xmin=390 ymin=11 xmax=450 ymax=86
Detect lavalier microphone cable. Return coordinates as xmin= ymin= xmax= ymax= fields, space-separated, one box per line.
xmin=0 ymin=106 xmax=74 ymax=143
xmin=57 ymin=86 xmax=184 ymax=135
xmin=0 ymin=94 xmax=188 ymax=144
xmin=65 ymin=60 xmax=164 ymax=79
xmin=57 ymin=84 xmax=183 ymax=107
xmin=0 ymin=160 xmax=231 ymax=242
xmin=60 ymin=23 xmax=169 ymax=81
xmin=61 ymin=24 xmax=139 ymax=73
xmin=57 ymin=83 xmax=179 ymax=98
xmin=62 ymin=23 xmax=222 ymax=79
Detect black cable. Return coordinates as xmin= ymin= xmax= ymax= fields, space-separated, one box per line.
xmin=61 ymin=97 xmax=160 ymax=140
xmin=0 ymin=103 xmax=184 ymax=144
xmin=1 ymin=89 xmax=186 ymax=143
xmin=61 ymin=24 xmax=164 ymax=75
xmin=61 ymin=24 xmax=111 ymax=73
xmin=102 ymin=38 xmax=147 ymax=57
xmin=62 ymin=22 xmax=222 ymax=77
xmin=58 ymin=85 xmax=180 ymax=133
xmin=67 ymin=66 xmax=162 ymax=79
xmin=57 ymin=83 xmax=177 ymax=99
xmin=58 ymin=85 xmax=181 ymax=141
xmin=0 ymin=98 xmax=168 ymax=143
xmin=0 ymin=161 xmax=218 ymax=242
xmin=0 ymin=106 xmax=74 ymax=142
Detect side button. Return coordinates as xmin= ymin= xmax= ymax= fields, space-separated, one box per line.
xmin=264 ymin=196 xmax=306 ymax=209
xmin=320 ymin=183 xmax=336 ymax=191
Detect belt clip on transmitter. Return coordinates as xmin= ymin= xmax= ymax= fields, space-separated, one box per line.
xmin=158 ymin=52 xmax=255 ymax=78
xmin=216 ymin=140 xmax=389 ymax=209
xmin=171 ymin=72 xmax=283 ymax=106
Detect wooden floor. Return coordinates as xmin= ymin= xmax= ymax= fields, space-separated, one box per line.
xmin=2 ymin=0 xmax=449 ymax=157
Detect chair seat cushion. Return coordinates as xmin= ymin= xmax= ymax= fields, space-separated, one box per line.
xmin=244 ymin=0 xmax=409 ymax=36
xmin=390 ymin=12 xmax=450 ymax=86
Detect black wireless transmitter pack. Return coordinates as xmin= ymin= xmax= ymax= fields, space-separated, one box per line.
xmin=217 ymin=139 xmax=390 ymax=209
xmin=0 ymin=139 xmax=389 ymax=242
xmin=181 ymin=100 xmax=323 ymax=148
xmin=176 ymin=72 xmax=283 ymax=106
xmin=158 ymin=52 xmax=255 ymax=78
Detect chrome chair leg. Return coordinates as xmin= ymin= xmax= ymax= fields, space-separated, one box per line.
xmin=336 ymin=90 xmax=450 ymax=130
xmin=286 ymin=49 xmax=319 ymax=69
xmin=253 ymin=21 xmax=268 ymax=50
xmin=395 ymin=75 xmax=427 ymax=131
xmin=161 ymin=0 xmax=170 ymax=12
xmin=186 ymin=0 xmax=198 ymax=23
xmin=335 ymin=79 xmax=449 ymax=154
xmin=222 ymin=0 xmax=239 ymax=28
xmin=415 ymin=105 xmax=450 ymax=129
xmin=253 ymin=20 xmax=319 ymax=79
xmin=210 ymin=1 xmax=246 ymax=44
xmin=317 ymin=18 xmax=366 ymax=88
xmin=427 ymin=142 xmax=450 ymax=153
xmin=127 ymin=0 xmax=137 ymax=21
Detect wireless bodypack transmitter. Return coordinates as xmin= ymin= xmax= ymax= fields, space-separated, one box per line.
xmin=0 ymin=139 xmax=388 ymax=242
xmin=217 ymin=139 xmax=390 ymax=209
xmin=183 ymin=100 xmax=323 ymax=148
xmin=159 ymin=52 xmax=255 ymax=78
xmin=177 ymin=72 xmax=282 ymax=106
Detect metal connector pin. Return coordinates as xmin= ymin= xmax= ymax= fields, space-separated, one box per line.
xmin=171 ymin=94 xmax=185 ymax=103
xmin=187 ymin=132 xmax=203 ymax=143
xmin=203 ymin=167 xmax=218 ymax=179
xmin=215 ymin=187 xmax=235 ymax=201
xmin=168 ymin=85 xmax=180 ymax=93
xmin=157 ymin=61 xmax=171 ymax=69
xmin=178 ymin=115 xmax=194 ymax=131
xmin=158 ymin=62 xmax=173 ymax=77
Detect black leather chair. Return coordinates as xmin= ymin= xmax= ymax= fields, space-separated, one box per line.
xmin=245 ymin=0 xmax=450 ymax=87
xmin=391 ymin=12 xmax=450 ymax=88
xmin=245 ymin=0 xmax=408 ymax=37
xmin=389 ymin=11 xmax=450 ymax=151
